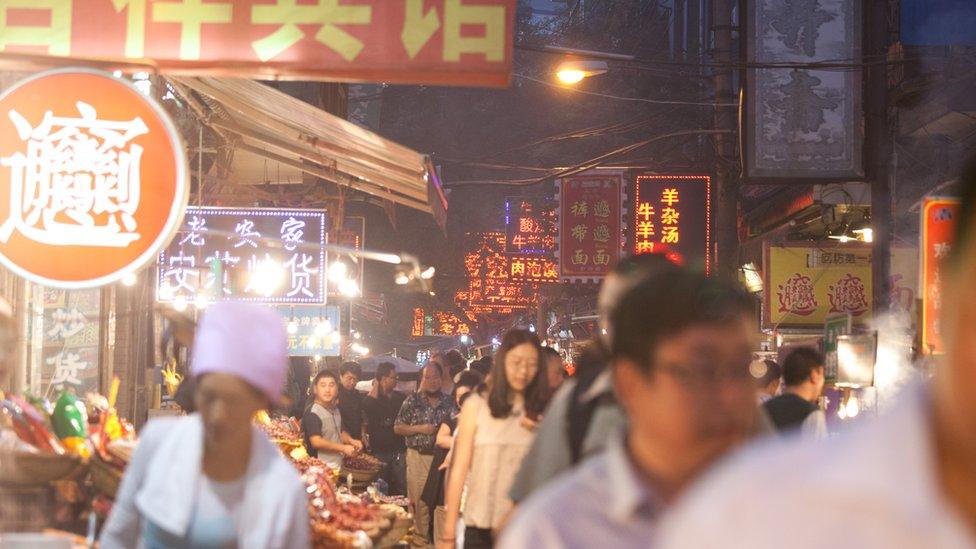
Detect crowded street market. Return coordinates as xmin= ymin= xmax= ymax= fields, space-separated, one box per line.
xmin=0 ymin=0 xmax=975 ymax=548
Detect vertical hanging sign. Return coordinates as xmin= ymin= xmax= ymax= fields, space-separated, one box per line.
xmin=920 ymin=197 xmax=961 ymax=355
xmin=556 ymin=172 xmax=623 ymax=282
xmin=631 ymin=175 xmax=712 ymax=272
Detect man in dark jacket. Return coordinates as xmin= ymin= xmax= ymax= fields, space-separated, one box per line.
xmin=763 ymin=348 xmax=827 ymax=438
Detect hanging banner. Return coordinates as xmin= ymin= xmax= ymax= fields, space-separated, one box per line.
xmin=745 ymin=0 xmax=863 ymax=179
xmin=411 ymin=307 xmax=471 ymax=337
xmin=556 ymin=172 xmax=623 ymax=282
xmin=764 ymin=243 xmax=873 ymax=328
xmin=0 ymin=0 xmax=516 ymax=88
xmin=157 ymin=206 xmax=327 ymax=304
xmin=0 ymin=69 xmax=188 ymax=288
xmin=920 ymin=198 xmax=961 ymax=354
xmin=631 ymin=175 xmax=712 ymax=272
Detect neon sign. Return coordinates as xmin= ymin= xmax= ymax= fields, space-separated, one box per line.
xmin=632 ymin=175 xmax=711 ymax=273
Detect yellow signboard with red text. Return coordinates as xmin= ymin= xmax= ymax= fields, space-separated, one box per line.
xmin=764 ymin=244 xmax=873 ymax=329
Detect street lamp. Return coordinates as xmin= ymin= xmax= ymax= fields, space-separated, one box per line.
xmin=555 ymin=59 xmax=609 ymax=85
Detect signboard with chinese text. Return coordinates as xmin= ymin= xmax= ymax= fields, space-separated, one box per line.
xmin=507 ymin=255 xmax=558 ymax=283
xmin=505 ymin=197 xmax=556 ymax=255
xmin=764 ymin=244 xmax=873 ymax=328
xmin=556 ymin=173 xmax=623 ymax=281
xmin=0 ymin=0 xmax=516 ymax=88
xmin=823 ymin=313 xmax=851 ymax=382
xmin=29 ymin=286 xmax=102 ymax=395
xmin=158 ymin=207 xmax=326 ymax=304
xmin=0 ymin=69 xmax=188 ymax=288
xmin=921 ymin=198 xmax=960 ymax=354
xmin=456 ymin=232 xmax=539 ymax=314
xmin=276 ymin=305 xmax=341 ymax=357
xmin=411 ymin=307 xmax=471 ymax=337
xmin=631 ymin=175 xmax=711 ymax=272
xmin=745 ymin=0 xmax=863 ymax=179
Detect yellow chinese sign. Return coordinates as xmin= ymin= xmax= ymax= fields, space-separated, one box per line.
xmin=0 ymin=0 xmax=516 ymax=87
xmin=764 ymin=244 xmax=873 ymax=328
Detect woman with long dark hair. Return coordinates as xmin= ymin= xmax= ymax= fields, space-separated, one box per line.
xmin=439 ymin=329 xmax=549 ymax=548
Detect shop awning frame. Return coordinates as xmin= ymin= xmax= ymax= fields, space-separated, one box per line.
xmin=167 ymin=76 xmax=447 ymax=230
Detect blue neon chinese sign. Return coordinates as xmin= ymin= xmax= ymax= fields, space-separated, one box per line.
xmin=277 ymin=305 xmax=341 ymax=357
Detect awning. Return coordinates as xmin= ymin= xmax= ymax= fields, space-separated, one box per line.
xmin=167 ymin=77 xmax=447 ymax=230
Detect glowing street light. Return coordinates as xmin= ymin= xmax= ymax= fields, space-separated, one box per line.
xmin=122 ymin=272 xmax=138 ymax=287
xmin=555 ymin=60 xmax=609 ymax=85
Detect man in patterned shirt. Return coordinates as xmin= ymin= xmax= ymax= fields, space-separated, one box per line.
xmin=395 ymin=361 xmax=454 ymax=547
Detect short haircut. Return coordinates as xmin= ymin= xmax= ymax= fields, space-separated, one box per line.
xmin=455 ymin=370 xmax=483 ymax=393
xmin=951 ymin=155 xmax=976 ymax=268
xmin=541 ymin=346 xmax=561 ymax=362
xmin=755 ymin=359 xmax=782 ymax=388
xmin=471 ymin=356 xmax=492 ymax=377
xmin=312 ymin=369 xmax=340 ymax=387
xmin=339 ymin=361 xmax=362 ymax=378
xmin=443 ymin=349 xmax=467 ymax=376
xmin=375 ymin=362 xmax=396 ymax=379
xmin=610 ymin=268 xmax=754 ymax=375
xmin=598 ymin=254 xmax=683 ymax=345
xmin=423 ymin=359 xmax=443 ymax=378
xmin=782 ymin=347 xmax=825 ymax=387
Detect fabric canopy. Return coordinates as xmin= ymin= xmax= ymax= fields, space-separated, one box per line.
xmin=168 ymin=76 xmax=447 ymax=229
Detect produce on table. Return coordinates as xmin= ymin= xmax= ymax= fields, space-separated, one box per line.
xmin=342 ymin=453 xmax=385 ymax=471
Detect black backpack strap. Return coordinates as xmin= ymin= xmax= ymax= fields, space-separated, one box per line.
xmin=566 ymin=371 xmax=613 ymax=464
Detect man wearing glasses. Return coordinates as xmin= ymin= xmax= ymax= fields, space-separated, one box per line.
xmin=363 ymin=362 xmax=407 ymax=495
xmin=499 ymin=267 xmax=761 ymax=548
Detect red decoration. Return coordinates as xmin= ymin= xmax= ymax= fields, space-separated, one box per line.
xmin=632 ymin=175 xmax=711 ymax=273
xmin=921 ymin=198 xmax=961 ymax=354
xmin=557 ymin=174 xmax=623 ymax=280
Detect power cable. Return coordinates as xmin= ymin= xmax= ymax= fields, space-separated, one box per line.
xmin=515 ymin=73 xmax=737 ymax=106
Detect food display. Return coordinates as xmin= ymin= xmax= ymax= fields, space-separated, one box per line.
xmin=342 ymin=453 xmax=385 ymax=472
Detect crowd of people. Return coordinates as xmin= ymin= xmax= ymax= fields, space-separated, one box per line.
xmin=100 ymin=160 xmax=976 ymax=549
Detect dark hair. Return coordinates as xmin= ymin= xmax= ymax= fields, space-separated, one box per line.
xmin=782 ymin=347 xmax=825 ymax=387
xmin=306 ymin=370 xmax=340 ymax=412
xmin=610 ymin=268 xmax=754 ymax=375
xmin=950 ymin=155 xmax=976 ymax=267
xmin=340 ymin=361 xmax=362 ymax=378
xmin=471 ymin=356 xmax=492 ymax=377
xmin=443 ymin=349 xmax=467 ymax=377
xmin=453 ymin=369 xmax=483 ymax=404
xmin=488 ymin=329 xmax=548 ymax=419
xmin=376 ymin=362 xmax=397 ymax=380
xmin=573 ymin=340 xmax=609 ymax=380
xmin=541 ymin=346 xmax=561 ymax=362
xmin=423 ymin=359 xmax=444 ymax=378
xmin=754 ymin=359 xmax=782 ymax=388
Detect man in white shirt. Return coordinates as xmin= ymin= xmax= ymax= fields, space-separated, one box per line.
xmin=499 ymin=267 xmax=762 ymax=548
xmin=657 ymin=159 xmax=976 ymax=549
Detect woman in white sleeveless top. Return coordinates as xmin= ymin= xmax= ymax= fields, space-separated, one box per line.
xmin=441 ymin=329 xmax=550 ymax=548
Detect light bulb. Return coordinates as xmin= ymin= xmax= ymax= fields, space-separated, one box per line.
xmin=395 ymin=272 xmax=410 ymax=285
xmin=173 ymin=296 xmax=188 ymax=312
xmin=122 ymin=273 xmax=138 ymax=287
xmin=194 ymin=294 xmax=209 ymax=310
xmin=328 ymin=261 xmax=348 ymax=283
xmin=287 ymin=321 xmax=298 ymax=335
xmin=846 ymin=396 xmax=860 ymax=418
xmin=556 ymin=69 xmax=586 ymax=84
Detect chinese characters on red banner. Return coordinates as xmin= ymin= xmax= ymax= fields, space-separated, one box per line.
xmin=921 ymin=198 xmax=960 ymax=354
xmin=632 ymin=175 xmax=711 ymax=272
xmin=0 ymin=0 xmax=515 ymax=87
xmin=558 ymin=174 xmax=622 ymax=279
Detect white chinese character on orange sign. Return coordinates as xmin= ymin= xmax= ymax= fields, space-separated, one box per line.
xmin=934 ymin=242 xmax=951 ymax=259
xmin=153 ymin=0 xmax=233 ymax=60
xmin=401 ymin=0 xmax=505 ymax=61
xmin=0 ymin=102 xmax=148 ymax=247
xmin=661 ymin=188 xmax=680 ymax=206
xmin=252 ymin=0 xmax=373 ymax=62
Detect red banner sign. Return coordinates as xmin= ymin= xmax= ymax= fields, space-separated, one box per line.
xmin=921 ymin=197 xmax=960 ymax=354
xmin=456 ymin=232 xmax=538 ymax=314
xmin=412 ymin=307 xmax=470 ymax=336
xmin=557 ymin=173 xmax=623 ymax=280
xmin=0 ymin=0 xmax=515 ymax=87
xmin=632 ymin=175 xmax=711 ymax=272
xmin=0 ymin=69 xmax=188 ymax=288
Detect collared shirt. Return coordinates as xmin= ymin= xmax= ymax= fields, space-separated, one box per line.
xmin=498 ymin=433 xmax=661 ymax=549
xmin=657 ymin=383 xmax=976 ymax=549
xmin=363 ymin=391 xmax=407 ymax=454
xmin=508 ymin=370 xmax=626 ymax=503
xmin=394 ymin=391 xmax=454 ymax=452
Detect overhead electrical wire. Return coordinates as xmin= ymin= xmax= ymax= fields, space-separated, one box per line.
xmin=514 ymin=72 xmax=737 ymax=106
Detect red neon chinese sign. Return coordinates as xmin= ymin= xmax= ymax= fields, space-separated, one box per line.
xmin=558 ymin=173 xmax=623 ymax=280
xmin=412 ymin=307 xmax=471 ymax=336
xmin=0 ymin=0 xmax=516 ymax=88
xmin=505 ymin=197 xmax=556 ymax=255
xmin=921 ymin=198 xmax=960 ymax=354
xmin=457 ymin=232 xmax=539 ymax=314
xmin=632 ymin=175 xmax=711 ymax=273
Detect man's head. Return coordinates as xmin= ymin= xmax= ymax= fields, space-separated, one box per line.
xmin=420 ymin=360 xmax=444 ymax=395
xmin=471 ymin=356 xmax=492 ymax=378
xmin=541 ymin=346 xmax=566 ymax=390
xmin=444 ymin=349 xmax=467 ymax=379
xmin=339 ymin=361 xmax=362 ymax=391
xmin=609 ymin=268 xmax=757 ymax=488
xmin=937 ymin=155 xmax=976 ymax=462
xmin=375 ymin=362 xmax=398 ymax=395
xmin=751 ymin=359 xmax=782 ymax=398
xmin=781 ymin=348 xmax=825 ymax=400
xmin=453 ymin=370 xmax=483 ymax=408
xmin=598 ymin=253 xmax=682 ymax=347
xmin=311 ymin=370 xmax=340 ymax=406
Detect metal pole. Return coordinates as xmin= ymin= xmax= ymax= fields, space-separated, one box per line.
xmin=712 ymin=0 xmax=738 ymax=275
xmin=867 ymin=0 xmax=891 ymax=313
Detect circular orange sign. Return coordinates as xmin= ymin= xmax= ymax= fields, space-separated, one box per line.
xmin=0 ymin=69 xmax=188 ymax=288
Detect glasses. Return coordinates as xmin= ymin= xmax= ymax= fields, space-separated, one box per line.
xmin=656 ymin=360 xmax=752 ymax=390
